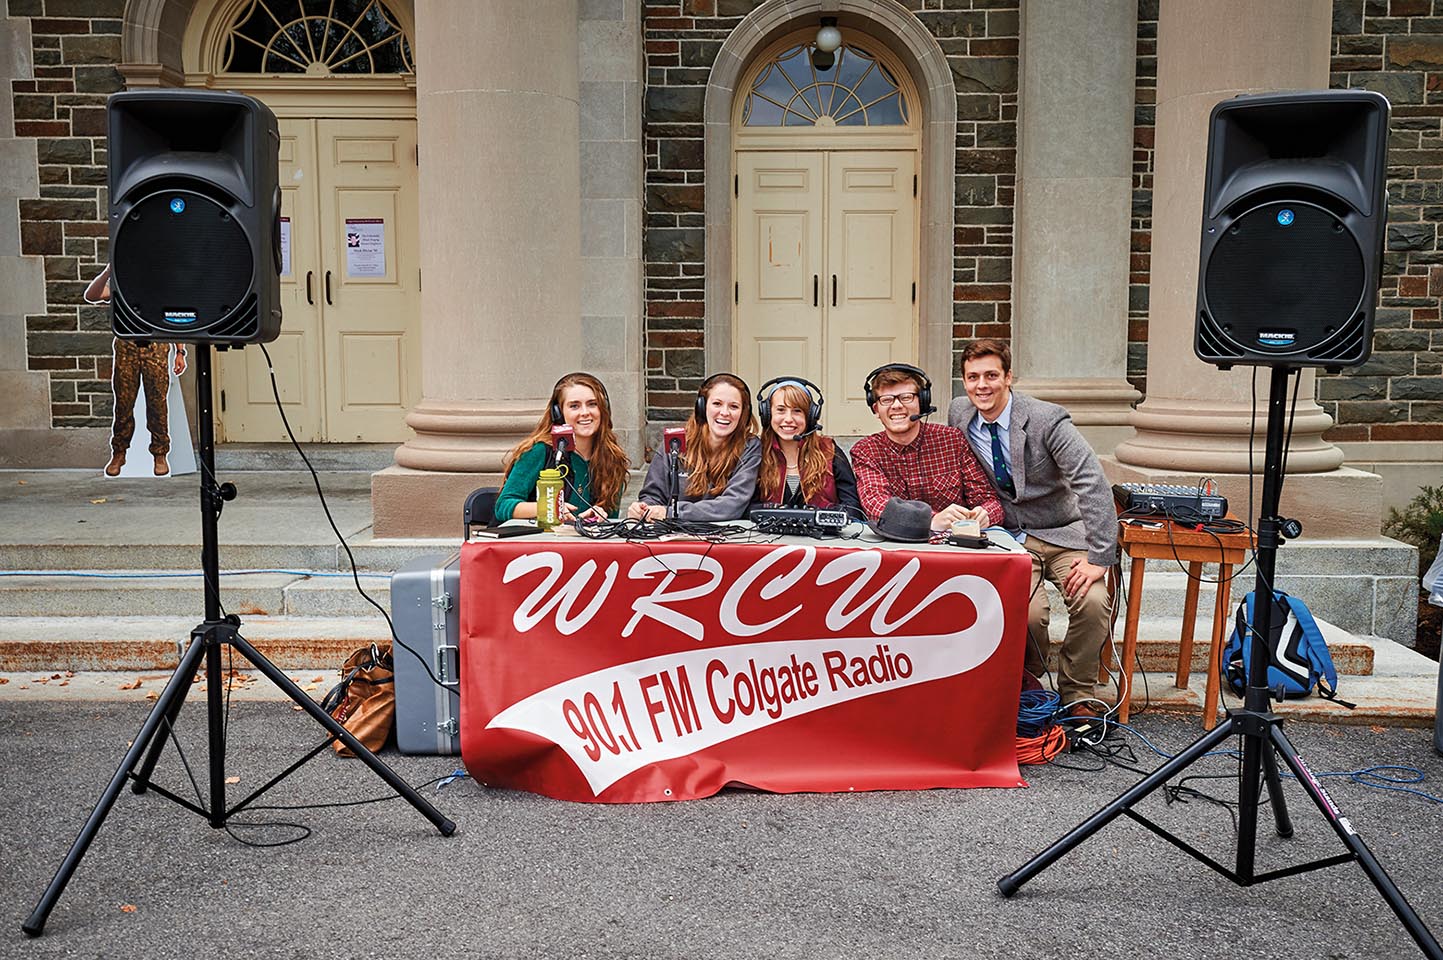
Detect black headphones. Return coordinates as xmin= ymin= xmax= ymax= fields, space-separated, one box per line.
xmin=694 ymin=372 xmax=748 ymax=423
xmin=863 ymin=362 xmax=934 ymax=414
xmin=550 ymin=372 xmax=610 ymax=426
xmin=757 ymin=376 xmax=823 ymax=436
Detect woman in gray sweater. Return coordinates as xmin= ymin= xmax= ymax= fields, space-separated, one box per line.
xmin=628 ymin=373 xmax=761 ymax=522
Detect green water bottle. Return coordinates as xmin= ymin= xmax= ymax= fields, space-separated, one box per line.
xmin=536 ymin=467 xmax=564 ymax=531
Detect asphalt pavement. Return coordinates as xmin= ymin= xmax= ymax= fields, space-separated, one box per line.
xmin=2 ymin=703 xmax=1441 ymax=960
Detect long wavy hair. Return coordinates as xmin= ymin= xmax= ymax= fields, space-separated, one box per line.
xmin=757 ymin=382 xmax=834 ymax=503
xmin=684 ymin=374 xmax=757 ymax=497
xmin=503 ymin=372 xmax=630 ymax=513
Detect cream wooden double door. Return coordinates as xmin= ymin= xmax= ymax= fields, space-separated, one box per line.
xmin=735 ymin=150 xmax=917 ymax=437
xmin=216 ymin=118 xmax=420 ymax=442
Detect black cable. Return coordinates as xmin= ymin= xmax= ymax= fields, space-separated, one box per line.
xmin=239 ymin=771 xmax=463 ymax=812
xmin=256 ymin=342 xmax=451 ymax=697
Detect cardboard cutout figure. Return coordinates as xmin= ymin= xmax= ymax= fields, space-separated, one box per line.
xmin=87 ymin=265 xmax=196 ymax=478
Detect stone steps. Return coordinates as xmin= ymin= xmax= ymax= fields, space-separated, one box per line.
xmin=0 ymin=564 xmax=1383 ymax=680
xmin=0 ymin=615 xmax=389 ymax=672
xmin=0 ymin=571 xmax=395 ymax=619
xmin=0 ymin=564 xmax=1284 ymax=619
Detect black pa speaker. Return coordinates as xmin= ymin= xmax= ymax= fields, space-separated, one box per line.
xmin=1194 ymin=90 xmax=1390 ymax=371
xmin=107 ymin=90 xmax=281 ymax=345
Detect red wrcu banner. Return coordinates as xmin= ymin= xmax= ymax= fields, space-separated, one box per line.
xmin=460 ymin=538 xmax=1031 ymax=802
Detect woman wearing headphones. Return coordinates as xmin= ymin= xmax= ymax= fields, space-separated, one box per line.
xmin=751 ymin=377 xmax=862 ymax=517
xmin=495 ymin=372 xmax=630 ymax=522
xmin=628 ymin=372 xmax=761 ymax=522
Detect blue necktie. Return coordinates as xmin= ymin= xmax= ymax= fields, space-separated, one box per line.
xmin=986 ymin=421 xmax=1015 ymax=497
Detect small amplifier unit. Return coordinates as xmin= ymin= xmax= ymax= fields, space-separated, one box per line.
xmin=1113 ymin=482 xmax=1228 ymax=520
xmin=751 ymin=505 xmax=851 ymax=537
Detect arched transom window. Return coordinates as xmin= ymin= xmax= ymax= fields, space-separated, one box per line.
xmin=741 ymin=41 xmax=910 ymax=127
xmin=222 ymin=0 xmax=414 ymax=75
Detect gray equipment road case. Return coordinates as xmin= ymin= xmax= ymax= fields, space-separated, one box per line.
xmin=389 ymin=552 xmax=462 ymax=755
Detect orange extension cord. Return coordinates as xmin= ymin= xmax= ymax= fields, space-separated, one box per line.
xmin=1016 ymin=725 xmax=1069 ymax=765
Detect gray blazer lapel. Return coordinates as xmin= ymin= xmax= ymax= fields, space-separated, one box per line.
xmin=1008 ymin=393 xmax=1028 ymax=496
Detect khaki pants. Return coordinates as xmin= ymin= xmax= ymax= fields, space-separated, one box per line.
xmin=1023 ymin=537 xmax=1114 ymax=707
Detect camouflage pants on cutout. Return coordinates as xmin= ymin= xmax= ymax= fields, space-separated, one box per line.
xmin=110 ymin=339 xmax=170 ymax=456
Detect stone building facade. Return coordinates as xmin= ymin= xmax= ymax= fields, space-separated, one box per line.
xmin=5 ymin=1 xmax=1441 ymax=460
xmin=3 ymin=0 xmax=124 ymax=464
xmin=640 ymin=0 xmax=1021 ymax=421
xmin=0 ymin=0 xmax=1435 ymax=644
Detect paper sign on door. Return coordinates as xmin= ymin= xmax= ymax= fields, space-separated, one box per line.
xmin=280 ymin=217 xmax=292 ymax=277
xmin=345 ymin=218 xmax=386 ymax=278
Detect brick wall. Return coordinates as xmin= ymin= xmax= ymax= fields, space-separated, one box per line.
xmin=1323 ymin=0 xmax=1443 ymax=442
xmin=10 ymin=0 xmax=123 ymax=430
xmin=1128 ymin=0 xmax=1156 ymax=396
xmin=641 ymin=0 xmax=1020 ymax=425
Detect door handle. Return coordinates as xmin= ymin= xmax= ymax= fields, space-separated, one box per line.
xmin=305 ymin=270 xmax=314 ymax=305
xmin=831 ymin=274 xmax=837 ymax=307
xmin=813 ymin=274 xmax=818 ymax=307
xmin=325 ymin=270 xmax=332 ymax=305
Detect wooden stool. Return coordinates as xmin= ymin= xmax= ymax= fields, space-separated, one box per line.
xmin=1105 ymin=518 xmax=1252 ymax=728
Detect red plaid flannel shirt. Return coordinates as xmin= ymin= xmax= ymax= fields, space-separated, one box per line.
xmin=849 ymin=422 xmax=1003 ymax=524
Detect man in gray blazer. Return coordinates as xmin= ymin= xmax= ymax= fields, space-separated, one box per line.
xmin=948 ymin=339 xmax=1118 ymax=717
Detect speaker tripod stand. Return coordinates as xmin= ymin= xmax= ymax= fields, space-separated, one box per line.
xmin=23 ymin=344 xmax=455 ymax=937
xmin=998 ymin=365 xmax=1441 ymax=960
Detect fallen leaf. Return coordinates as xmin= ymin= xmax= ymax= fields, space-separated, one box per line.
xmin=118 ymin=679 xmax=142 ymax=690
xmin=90 ymin=498 xmax=107 ymax=504
xmin=312 ymin=676 xmax=323 ymax=683
xmin=0 ymin=678 xmax=9 ymax=685
xmin=17 ymin=685 xmax=27 ymax=690
xmin=58 ymin=681 xmax=69 ymax=687
xmin=225 ymin=776 xmax=240 ymax=784
xmin=50 ymin=673 xmax=61 ymax=680
xmin=120 ymin=904 xmax=137 ymax=913
xmin=16 ymin=480 xmax=25 ymax=485
xmin=144 ymin=691 xmax=159 ymax=701
xmin=302 ymin=684 xmax=318 ymax=692
xmin=292 ymin=705 xmax=304 ymax=711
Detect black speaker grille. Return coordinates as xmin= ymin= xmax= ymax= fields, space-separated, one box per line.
xmin=112 ymin=189 xmax=255 ymax=338
xmin=1202 ymin=201 xmax=1364 ymax=355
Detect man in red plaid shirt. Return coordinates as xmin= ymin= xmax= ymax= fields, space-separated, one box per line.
xmin=850 ymin=364 xmax=1002 ymax=528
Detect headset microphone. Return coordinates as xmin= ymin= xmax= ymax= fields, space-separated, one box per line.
xmin=663 ymin=426 xmax=686 ymax=457
xmin=909 ymin=406 xmax=937 ymax=422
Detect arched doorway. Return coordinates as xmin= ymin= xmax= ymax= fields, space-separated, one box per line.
xmin=175 ymin=0 xmax=419 ymax=443
xmin=702 ymin=0 xmax=957 ymax=428
xmin=732 ymin=29 xmax=920 ymax=435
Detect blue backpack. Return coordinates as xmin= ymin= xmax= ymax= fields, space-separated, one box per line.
xmin=1223 ymin=590 xmax=1346 ymax=703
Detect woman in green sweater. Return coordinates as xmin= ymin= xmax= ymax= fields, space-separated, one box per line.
xmin=494 ymin=372 xmax=630 ymax=523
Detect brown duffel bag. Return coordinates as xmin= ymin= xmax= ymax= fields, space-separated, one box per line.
xmin=321 ymin=643 xmax=395 ymax=757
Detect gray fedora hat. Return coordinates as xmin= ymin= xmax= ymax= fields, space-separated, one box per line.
xmin=868 ymin=497 xmax=934 ymax=543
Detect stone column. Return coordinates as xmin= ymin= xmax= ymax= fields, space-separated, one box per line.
xmin=1109 ymin=0 xmax=1383 ymax=538
xmin=577 ymin=0 xmax=644 ymax=463
xmin=1011 ymin=0 xmax=1140 ymax=451
xmin=373 ymin=0 xmax=583 ymax=537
